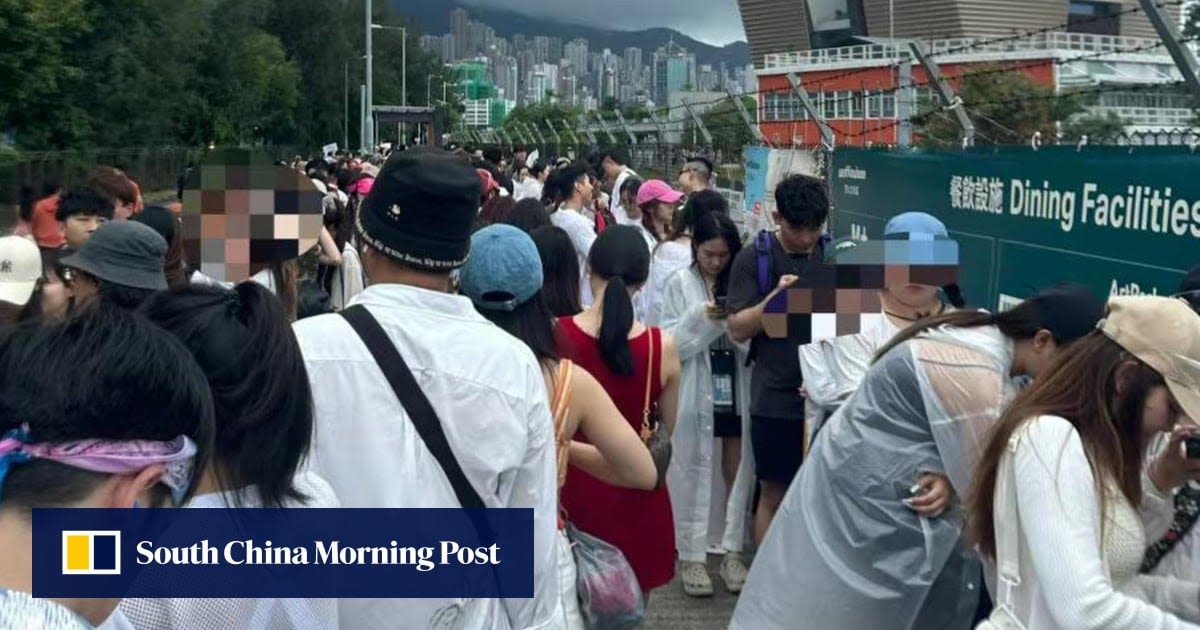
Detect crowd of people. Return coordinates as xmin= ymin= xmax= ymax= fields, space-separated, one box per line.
xmin=2 ymin=142 xmax=1200 ymax=630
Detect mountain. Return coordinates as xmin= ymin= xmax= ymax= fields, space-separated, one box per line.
xmin=393 ymin=0 xmax=750 ymax=69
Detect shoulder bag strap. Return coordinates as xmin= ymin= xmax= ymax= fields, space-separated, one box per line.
xmin=339 ymin=305 xmax=485 ymax=509
xmin=641 ymin=328 xmax=656 ymax=437
xmin=994 ymin=428 xmax=1024 ymax=611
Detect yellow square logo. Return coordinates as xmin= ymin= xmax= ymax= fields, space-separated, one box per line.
xmin=61 ymin=531 xmax=121 ymax=575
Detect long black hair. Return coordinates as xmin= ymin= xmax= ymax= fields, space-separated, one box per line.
xmin=139 ymin=282 xmax=313 ymax=508
xmin=475 ymin=294 xmax=560 ymax=367
xmin=531 ymin=226 xmax=583 ymax=318
xmin=873 ymin=284 xmax=1100 ymax=362
xmin=664 ymin=189 xmax=728 ymax=244
xmin=500 ymin=198 xmax=552 ymax=234
xmin=692 ymin=211 xmax=742 ymax=297
xmin=0 ymin=307 xmax=215 ymax=511
xmin=588 ymin=225 xmax=651 ymax=375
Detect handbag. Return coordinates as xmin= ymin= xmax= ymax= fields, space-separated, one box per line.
xmin=639 ymin=327 xmax=671 ymax=489
xmin=975 ymin=430 xmax=1028 ymax=630
xmin=567 ymin=523 xmax=646 ymax=630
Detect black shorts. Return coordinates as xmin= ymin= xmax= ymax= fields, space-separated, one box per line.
xmin=750 ymin=415 xmax=805 ymax=483
xmin=713 ymin=412 xmax=742 ymax=438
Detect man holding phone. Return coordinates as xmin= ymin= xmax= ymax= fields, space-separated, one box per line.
xmin=726 ymin=174 xmax=830 ymax=545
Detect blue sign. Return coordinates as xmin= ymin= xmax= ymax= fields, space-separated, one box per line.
xmin=34 ymin=508 xmax=534 ymax=598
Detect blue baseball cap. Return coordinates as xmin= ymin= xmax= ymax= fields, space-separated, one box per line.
xmin=460 ymin=224 xmax=544 ymax=311
xmin=885 ymin=212 xmax=948 ymax=239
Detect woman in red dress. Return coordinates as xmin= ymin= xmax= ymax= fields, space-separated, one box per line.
xmin=557 ymin=225 xmax=683 ymax=596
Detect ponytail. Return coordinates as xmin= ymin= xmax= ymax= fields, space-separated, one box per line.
xmin=598 ymin=275 xmax=636 ymax=375
xmin=872 ymin=310 xmax=995 ymax=363
xmin=873 ymin=295 xmax=1049 ymax=363
xmin=139 ymin=282 xmax=313 ymax=509
xmin=588 ymin=226 xmax=652 ymax=376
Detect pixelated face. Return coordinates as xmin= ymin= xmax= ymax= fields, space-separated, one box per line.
xmin=181 ymin=151 xmax=324 ymax=284
xmin=761 ymin=236 xmax=961 ymax=342
xmin=888 ymin=284 xmax=941 ymax=308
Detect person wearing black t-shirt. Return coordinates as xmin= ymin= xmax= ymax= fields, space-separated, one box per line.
xmin=726 ymin=174 xmax=829 ymax=545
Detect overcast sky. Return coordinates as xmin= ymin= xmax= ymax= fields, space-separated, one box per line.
xmin=460 ymin=0 xmax=747 ymax=46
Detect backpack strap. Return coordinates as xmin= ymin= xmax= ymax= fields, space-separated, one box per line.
xmin=755 ymin=230 xmax=773 ymax=298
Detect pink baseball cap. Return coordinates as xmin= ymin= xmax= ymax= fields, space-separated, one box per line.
xmin=637 ymin=180 xmax=684 ymax=206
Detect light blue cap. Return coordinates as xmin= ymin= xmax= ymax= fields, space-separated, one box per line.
xmin=459 ymin=224 xmax=544 ymax=311
xmin=884 ymin=212 xmax=948 ymax=240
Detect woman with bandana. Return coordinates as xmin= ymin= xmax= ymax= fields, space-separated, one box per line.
xmin=0 ymin=307 xmax=214 ymax=629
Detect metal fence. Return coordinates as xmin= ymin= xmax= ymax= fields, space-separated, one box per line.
xmin=0 ymin=146 xmax=310 ymax=207
xmin=464 ymin=141 xmax=749 ymax=190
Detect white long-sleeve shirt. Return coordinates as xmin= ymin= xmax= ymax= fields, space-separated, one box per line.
xmin=292 ymin=284 xmax=561 ymax=630
xmin=1004 ymin=415 xmax=1200 ymax=630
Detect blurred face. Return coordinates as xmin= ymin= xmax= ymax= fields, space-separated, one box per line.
xmin=114 ymin=200 xmax=135 ymax=221
xmin=519 ymin=168 xmax=530 ymax=181
xmin=1022 ymin=330 xmax=1060 ymax=379
xmin=601 ymin=157 xmax=620 ymax=178
xmin=886 ymin=284 xmax=941 ymax=309
xmin=61 ymin=214 xmax=108 ymax=250
xmin=68 ymin=269 xmax=101 ymax=309
xmin=678 ymin=167 xmax=703 ymax=194
xmin=1141 ymin=385 xmax=1185 ymax=436
xmin=574 ymin=176 xmax=593 ymax=202
xmin=775 ymin=213 xmax=824 ymax=254
xmin=652 ymin=201 xmax=677 ymax=224
xmin=38 ymin=267 xmax=75 ymax=322
xmin=697 ymin=237 xmax=731 ymax=280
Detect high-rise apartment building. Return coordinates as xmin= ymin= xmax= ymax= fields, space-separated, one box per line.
xmin=652 ymin=40 xmax=696 ymax=105
xmin=566 ymin=39 xmax=590 ymax=75
xmin=450 ymin=9 xmax=469 ymax=60
xmin=623 ymin=47 xmax=643 ymax=76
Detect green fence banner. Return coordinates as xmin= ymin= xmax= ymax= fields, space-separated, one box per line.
xmin=829 ymin=146 xmax=1196 ymax=310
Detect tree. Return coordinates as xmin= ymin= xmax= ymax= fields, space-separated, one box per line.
xmin=501 ymin=102 xmax=583 ymax=145
xmin=916 ymin=67 xmax=1086 ymax=147
xmin=685 ymin=96 xmax=757 ymax=148
xmin=1061 ymin=111 xmax=1128 ymax=144
xmin=601 ymin=97 xmax=620 ymax=112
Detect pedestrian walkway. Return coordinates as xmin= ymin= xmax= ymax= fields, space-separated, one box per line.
xmin=646 ymin=554 xmax=741 ymax=629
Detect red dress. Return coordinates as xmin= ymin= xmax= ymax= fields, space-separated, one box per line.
xmin=557 ymin=316 xmax=676 ymax=590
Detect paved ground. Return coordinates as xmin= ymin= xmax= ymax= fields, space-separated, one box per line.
xmin=644 ymin=554 xmax=742 ymax=629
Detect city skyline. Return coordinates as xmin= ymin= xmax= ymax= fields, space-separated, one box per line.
xmin=422 ymin=8 xmax=757 ymax=128
xmin=456 ymin=0 xmax=746 ymax=46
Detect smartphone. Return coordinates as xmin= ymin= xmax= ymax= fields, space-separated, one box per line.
xmin=1186 ymin=436 xmax=1200 ymax=459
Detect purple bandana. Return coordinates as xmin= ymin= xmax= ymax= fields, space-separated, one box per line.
xmin=0 ymin=425 xmax=198 ymax=505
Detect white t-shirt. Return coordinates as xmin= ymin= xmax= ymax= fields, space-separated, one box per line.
xmin=551 ymin=208 xmax=596 ymax=308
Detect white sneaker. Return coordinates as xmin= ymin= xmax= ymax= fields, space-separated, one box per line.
xmin=680 ymin=561 xmax=714 ymax=598
xmin=720 ymin=553 xmax=749 ymax=593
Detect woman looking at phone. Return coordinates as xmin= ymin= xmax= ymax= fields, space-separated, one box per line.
xmin=655 ymin=212 xmax=754 ymax=598
xmin=970 ymin=296 xmax=1200 ymax=629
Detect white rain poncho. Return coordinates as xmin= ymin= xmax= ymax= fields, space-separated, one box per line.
xmin=655 ymin=266 xmax=755 ymax=562
xmin=732 ymin=322 xmax=1018 ymax=630
xmin=643 ymin=241 xmax=693 ymax=326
